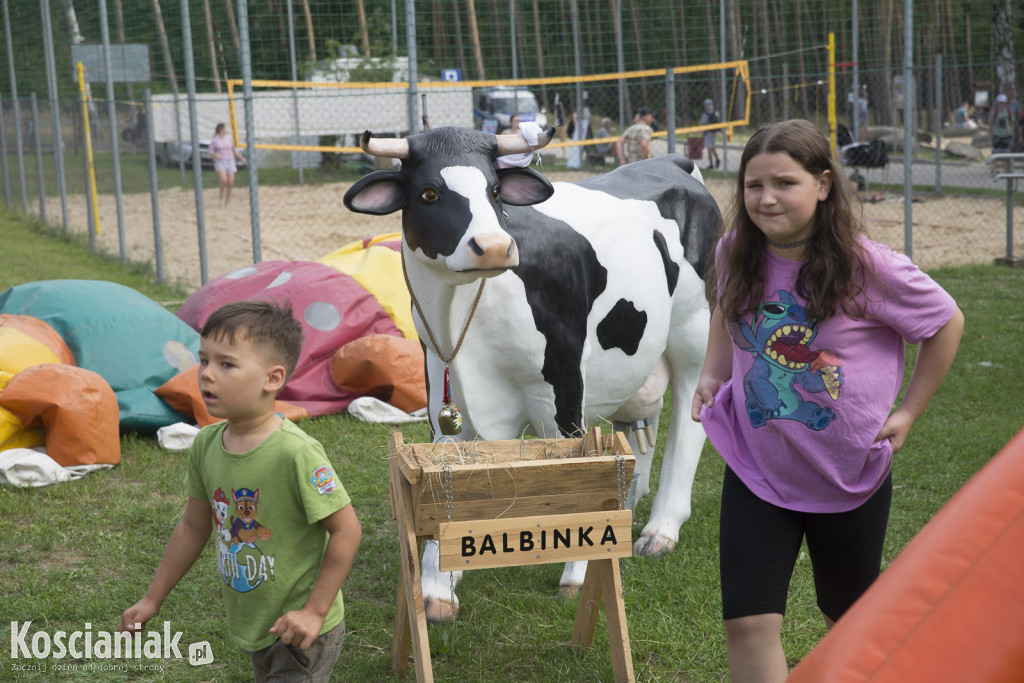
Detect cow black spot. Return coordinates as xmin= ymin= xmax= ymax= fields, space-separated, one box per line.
xmin=506 ymin=207 xmax=607 ymax=438
xmin=576 ymin=155 xmax=720 ymax=278
xmin=652 ymin=231 xmax=680 ymax=295
xmin=596 ymin=299 xmax=647 ymax=356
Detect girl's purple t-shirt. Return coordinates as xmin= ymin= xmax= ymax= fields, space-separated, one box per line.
xmin=700 ymin=239 xmax=957 ymax=512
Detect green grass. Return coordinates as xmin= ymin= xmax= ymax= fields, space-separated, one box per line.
xmin=0 ymin=216 xmax=1021 ymax=681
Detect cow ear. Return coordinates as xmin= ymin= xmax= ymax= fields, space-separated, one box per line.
xmin=497 ymin=167 xmax=554 ymax=206
xmin=343 ymin=170 xmax=405 ymax=215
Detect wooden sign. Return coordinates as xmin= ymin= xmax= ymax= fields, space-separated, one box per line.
xmin=439 ymin=510 xmax=633 ymax=571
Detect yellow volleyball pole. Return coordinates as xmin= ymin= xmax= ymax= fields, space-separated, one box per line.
xmin=76 ymin=61 xmax=101 ymax=235
xmin=828 ymin=33 xmax=837 ymax=158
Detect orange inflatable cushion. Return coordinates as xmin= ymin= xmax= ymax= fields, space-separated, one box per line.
xmin=788 ymin=427 xmax=1024 ymax=682
xmin=0 ymin=364 xmax=120 ymax=467
xmin=329 ymin=334 xmax=426 ymax=414
xmin=154 ymin=364 xmax=309 ymax=428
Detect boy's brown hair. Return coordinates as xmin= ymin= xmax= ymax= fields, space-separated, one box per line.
xmin=200 ymin=300 xmax=305 ymax=380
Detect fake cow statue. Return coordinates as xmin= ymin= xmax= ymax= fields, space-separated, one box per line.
xmin=344 ymin=126 xmax=720 ymax=623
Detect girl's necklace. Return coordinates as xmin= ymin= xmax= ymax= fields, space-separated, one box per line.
xmin=765 ymin=235 xmax=810 ymax=249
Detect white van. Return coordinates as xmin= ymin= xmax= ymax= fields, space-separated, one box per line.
xmin=473 ymin=87 xmax=548 ymax=133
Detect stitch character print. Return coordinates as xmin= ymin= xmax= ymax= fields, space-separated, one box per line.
xmin=736 ymin=290 xmax=844 ymax=430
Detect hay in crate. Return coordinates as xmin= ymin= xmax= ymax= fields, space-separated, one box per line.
xmin=404 ymin=435 xmax=604 ymax=468
xmin=388 ymin=429 xmax=634 ymax=536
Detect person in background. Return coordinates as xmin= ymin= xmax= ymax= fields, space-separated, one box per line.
xmin=615 ymin=106 xmax=655 ymax=165
xmin=691 ymin=119 xmax=963 ymax=683
xmin=988 ymin=94 xmax=1013 ymax=175
xmin=209 ymin=122 xmax=248 ymax=207
xmin=700 ymin=99 xmax=721 ymax=170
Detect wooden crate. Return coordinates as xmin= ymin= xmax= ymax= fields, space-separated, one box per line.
xmin=392 ymin=429 xmax=635 ymax=539
xmin=387 ymin=427 xmax=637 ymax=683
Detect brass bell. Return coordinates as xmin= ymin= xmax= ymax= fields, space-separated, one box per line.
xmin=437 ymin=401 xmax=463 ymax=435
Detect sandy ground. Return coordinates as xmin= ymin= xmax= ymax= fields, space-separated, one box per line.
xmin=45 ymin=171 xmax=1023 ymax=295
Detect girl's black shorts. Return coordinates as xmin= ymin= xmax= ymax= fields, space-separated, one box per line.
xmin=719 ymin=466 xmax=892 ymax=622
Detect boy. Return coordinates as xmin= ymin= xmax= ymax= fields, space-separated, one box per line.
xmin=119 ymin=300 xmax=361 ymax=682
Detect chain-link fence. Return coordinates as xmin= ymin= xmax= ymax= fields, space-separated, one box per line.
xmin=2 ymin=0 xmax=1022 ymax=293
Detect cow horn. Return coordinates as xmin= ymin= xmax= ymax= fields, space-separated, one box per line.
xmin=359 ymin=130 xmax=410 ymax=159
xmin=495 ymin=125 xmax=556 ymax=156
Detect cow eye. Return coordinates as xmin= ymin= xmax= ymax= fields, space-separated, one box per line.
xmin=421 ymin=188 xmax=438 ymax=202
xmin=491 ymin=184 xmax=501 ymax=201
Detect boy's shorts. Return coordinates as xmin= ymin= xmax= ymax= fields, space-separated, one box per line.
xmin=719 ymin=467 xmax=892 ymax=623
xmin=247 ymin=620 xmax=345 ymax=683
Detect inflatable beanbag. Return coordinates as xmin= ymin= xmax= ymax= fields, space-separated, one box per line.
xmin=788 ymin=427 xmax=1024 ymax=682
xmin=0 ymin=364 xmax=120 ymax=467
xmin=318 ymin=233 xmax=417 ymax=340
xmin=0 ymin=280 xmax=200 ymax=431
xmin=177 ymin=260 xmax=405 ymax=416
xmin=330 ymin=334 xmax=426 ymax=413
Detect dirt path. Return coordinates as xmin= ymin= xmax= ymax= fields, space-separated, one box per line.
xmin=47 ymin=173 xmax=1021 ymax=295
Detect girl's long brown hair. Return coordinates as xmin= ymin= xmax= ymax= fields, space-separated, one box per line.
xmin=711 ymin=119 xmax=869 ymax=323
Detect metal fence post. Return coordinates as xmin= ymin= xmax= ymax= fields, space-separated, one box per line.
xmin=237 ymin=0 xmax=261 ymax=264
xmin=0 ymin=96 xmax=9 ymax=208
xmin=285 ymin=0 xmax=303 ymax=185
xmin=41 ymin=0 xmax=69 ymax=233
xmin=181 ymin=0 xmax=209 ymax=284
xmin=143 ymin=89 xmax=165 ymax=283
xmin=405 ymin=0 xmax=420 ymax=136
xmin=935 ymin=54 xmax=942 ymax=192
xmin=902 ymin=0 xmax=914 ymax=261
xmin=31 ymin=93 xmax=45 ymax=221
xmin=665 ymin=68 xmax=675 ymax=155
xmin=99 ymin=0 xmax=127 ymax=263
xmin=2 ymin=0 xmax=27 ymax=214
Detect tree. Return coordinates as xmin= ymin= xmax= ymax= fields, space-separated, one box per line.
xmin=992 ymin=0 xmax=1016 ymax=95
xmin=202 ymin=0 xmax=221 ymax=92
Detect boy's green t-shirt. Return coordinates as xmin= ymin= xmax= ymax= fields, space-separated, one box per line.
xmin=184 ymin=419 xmax=351 ymax=651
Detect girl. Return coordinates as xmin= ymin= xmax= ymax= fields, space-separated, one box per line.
xmin=209 ymin=122 xmax=247 ymax=207
xmin=691 ymin=119 xmax=963 ymax=682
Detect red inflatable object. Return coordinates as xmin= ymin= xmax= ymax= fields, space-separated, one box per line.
xmin=788 ymin=428 xmax=1024 ymax=682
xmin=177 ymin=261 xmax=404 ymax=416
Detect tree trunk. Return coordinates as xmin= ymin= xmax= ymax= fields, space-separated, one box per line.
xmin=223 ymin=0 xmax=240 ymax=55
xmin=149 ymin=0 xmax=179 ymax=97
xmin=300 ymin=0 xmax=316 ymax=62
xmin=795 ymin=0 xmax=809 ymax=119
xmin=757 ymin=0 xmax=774 ymax=123
xmin=466 ymin=0 xmax=485 ymax=80
xmin=355 ymin=0 xmax=370 ymax=57
xmin=629 ymin=0 xmax=648 ymax=106
xmin=202 ymin=0 xmax=221 ymax=92
xmin=433 ymin=1 xmax=447 ymax=64
xmin=877 ymin=0 xmax=893 ymax=127
xmin=489 ymin=0 xmax=506 ymax=78
xmin=452 ymin=0 xmax=467 ymax=78
xmin=111 ymin=0 xmax=135 ymax=100
xmin=533 ymin=0 xmax=547 ymax=112
xmin=992 ymin=0 xmax=1016 ymax=94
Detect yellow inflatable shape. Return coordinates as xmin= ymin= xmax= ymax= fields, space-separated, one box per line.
xmin=318 ymin=233 xmax=418 ymax=341
xmin=0 ymin=406 xmax=45 ymax=451
xmin=0 ymin=326 xmax=62 ymax=451
xmin=0 ymin=327 xmax=62 ymax=392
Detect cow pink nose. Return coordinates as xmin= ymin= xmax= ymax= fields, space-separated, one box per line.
xmin=468 ymin=233 xmax=519 ymax=269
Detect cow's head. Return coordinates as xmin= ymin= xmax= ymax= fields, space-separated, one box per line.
xmin=343 ymin=126 xmax=554 ymax=282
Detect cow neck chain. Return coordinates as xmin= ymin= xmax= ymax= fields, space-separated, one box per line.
xmin=401 ymin=250 xmax=485 ymax=365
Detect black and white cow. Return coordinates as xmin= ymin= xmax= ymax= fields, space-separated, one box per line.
xmin=344 ymin=126 xmax=720 ymax=623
